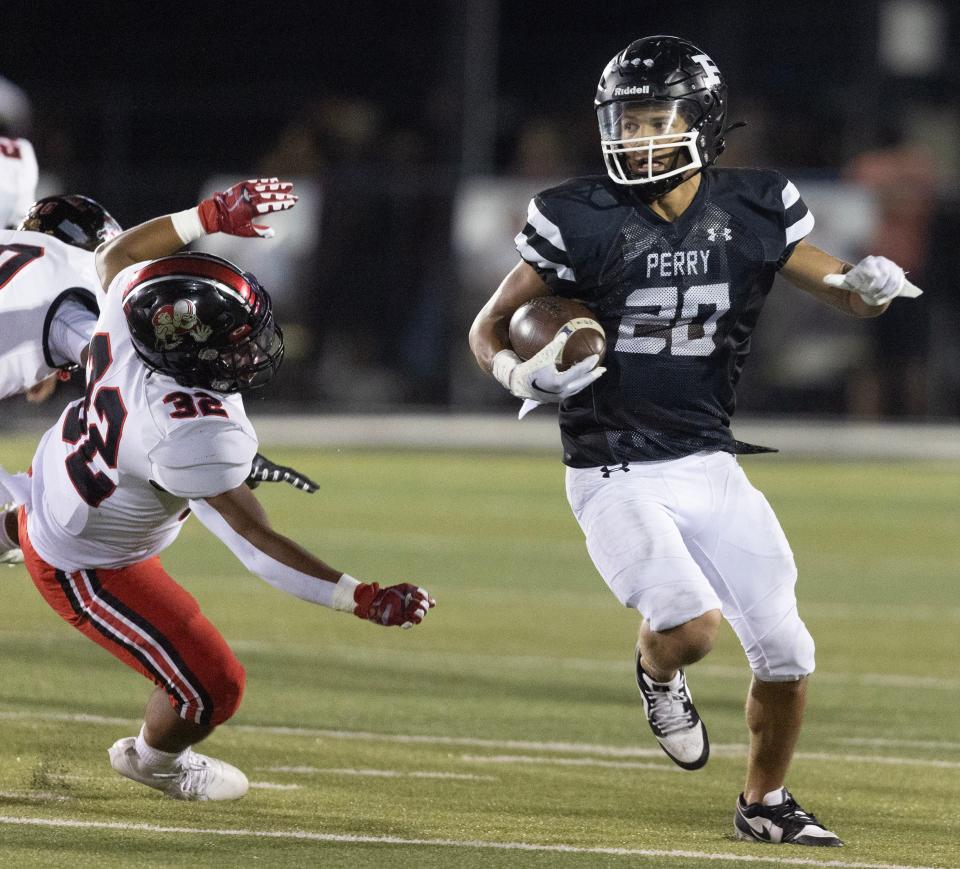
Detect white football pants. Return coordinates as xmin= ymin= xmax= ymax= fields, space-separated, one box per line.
xmin=566 ymin=450 xmax=815 ymax=682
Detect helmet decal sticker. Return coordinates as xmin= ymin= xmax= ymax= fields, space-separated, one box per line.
xmin=151 ymin=299 xmax=214 ymax=349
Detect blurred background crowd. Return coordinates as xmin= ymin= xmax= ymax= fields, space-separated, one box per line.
xmin=2 ymin=0 xmax=959 ymax=422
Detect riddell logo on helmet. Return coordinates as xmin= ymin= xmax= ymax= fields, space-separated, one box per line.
xmin=614 ymin=85 xmax=651 ymax=96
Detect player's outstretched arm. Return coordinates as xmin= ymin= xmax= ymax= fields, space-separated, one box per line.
xmin=781 ymin=240 xmax=921 ymax=317
xmin=194 ymin=485 xmax=435 ymax=629
xmin=95 ymin=178 xmax=298 ymax=291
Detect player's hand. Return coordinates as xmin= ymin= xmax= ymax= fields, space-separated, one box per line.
xmin=494 ymin=332 xmax=605 ymax=405
xmin=198 ymin=178 xmax=297 ymax=239
xmin=823 ymin=255 xmax=922 ymax=306
xmin=353 ymin=582 xmax=435 ymax=629
xmin=25 ymin=374 xmax=60 ymax=404
xmin=246 ymin=452 xmax=318 ymax=493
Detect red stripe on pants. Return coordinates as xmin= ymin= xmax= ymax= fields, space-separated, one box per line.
xmin=20 ymin=507 xmax=245 ymax=726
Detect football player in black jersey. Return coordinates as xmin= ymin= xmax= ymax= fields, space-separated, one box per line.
xmin=470 ymin=35 xmax=922 ymax=847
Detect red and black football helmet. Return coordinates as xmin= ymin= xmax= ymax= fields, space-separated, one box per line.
xmin=595 ymin=36 xmax=728 ymax=199
xmin=122 ymin=252 xmax=284 ymax=393
xmin=18 ymin=194 xmax=121 ymax=251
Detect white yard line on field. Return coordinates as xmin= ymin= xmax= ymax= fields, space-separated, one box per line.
xmin=0 ymin=815 xmax=949 ymax=869
xmin=836 ymin=737 xmax=960 ymax=751
xmin=459 ymin=754 xmax=679 ymax=772
xmin=225 ymin=641 xmax=960 ymax=692
xmin=794 ymin=753 xmax=960 ymax=770
xmin=0 ymin=709 xmax=956 ymax=771
xmin=262 ymin=766 xmax=496 ymax=781
xmin=0 ymin=708 xmax=727 ymax=757
xmin=3 ymin=628 xmax=957 ymax=690
xmin=696 ymin=665 xmax=960 ymax=692
xmin=248 ymin=781 xmax=301 ymax=790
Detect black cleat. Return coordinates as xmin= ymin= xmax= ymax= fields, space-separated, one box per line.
xmin=735 ymin=789 xmax=843 ymax=846
xmin=636 ymin=658 xmax=709 ymax=770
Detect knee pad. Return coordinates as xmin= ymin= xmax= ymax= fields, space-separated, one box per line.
xmin=212 ymin=660 xmax=246 ymax=725
xmin=627 ymin=580 xmax=722 ymax=632
xmin=206 ymin=659 xmax=246 ymax=726
xmin=742 ymin=610 xmax=815 ymax=682
xmin=165 ymin=658 xmax=245 ymax=727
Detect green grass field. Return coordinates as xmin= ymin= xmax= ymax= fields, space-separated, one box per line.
xmin=0 ymin=437 xmax=958 ymax=868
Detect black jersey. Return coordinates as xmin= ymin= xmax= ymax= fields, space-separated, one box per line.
xmin=514 ymin=167 xmax=814 ymax=467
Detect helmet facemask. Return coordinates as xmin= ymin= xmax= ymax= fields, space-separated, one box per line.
xmin=598 ymin=99 xmax=703 ymax=195
xmin=205 ymin=312 xmax=285 ymax=393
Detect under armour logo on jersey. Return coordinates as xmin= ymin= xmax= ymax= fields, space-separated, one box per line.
xmin=706 ymin=227 xmax=733 ymax=243
xmin=600 ymin=462 xmax=630 ymax=478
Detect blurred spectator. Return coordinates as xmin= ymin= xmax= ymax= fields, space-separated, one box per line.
xmin=509 ymin=116 xmax=573 ymax=178
xmin=259 ymin=97 xmax=454 ymax=406
xmin=843 ymin=138 xmax=941 ymax=416
xmin=718 ymin=99 xmax=776 ymax=169
xmin=0 ymin=76 xmax=31 ymax=137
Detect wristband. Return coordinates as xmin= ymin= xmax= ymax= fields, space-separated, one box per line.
xmin=170 ymin=207 xmax=206 ymax=245
xmin=492 ymin=349 xmax=521 ymax=390
xmin=332 ymin=573 xmax=361 ymax=613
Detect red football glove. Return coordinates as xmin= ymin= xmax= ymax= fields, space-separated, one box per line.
xmin=353 ymin=582 xmax=436 ymax=629
xmin=197 ymin=177 xmax=297 ymax=238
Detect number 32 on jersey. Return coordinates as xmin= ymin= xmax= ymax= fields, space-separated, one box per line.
xmin=614 ymin=282 xmax=730 ymax=357
xmin=61 ymin=333 xmax=126 ymax=508
xmin=61 ymin=333 xmax=230 ymax=508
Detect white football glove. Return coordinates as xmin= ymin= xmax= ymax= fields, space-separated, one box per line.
xmin=823 ymin=255 xmax=922 ymax=306
xmin=492 ymin=331 xmax=606 ymax=419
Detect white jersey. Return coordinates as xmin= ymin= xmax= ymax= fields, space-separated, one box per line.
xmin=0 ymin=228 xmax=102 ymax=399
xmin=0 ymin=137 xmax=38 ymax=228
xmin=27 ymin=261 xmax=258 ymax=571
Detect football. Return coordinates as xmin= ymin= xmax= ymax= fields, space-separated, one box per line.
xmin=508 ymin=297 xmax=606 ymax=371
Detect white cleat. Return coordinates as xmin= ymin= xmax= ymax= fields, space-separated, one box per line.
xmin=0 ymin=503 xmax=22 ymax=567
xmin=735 ymin=789 xmax=843 ymax=846
xmin=0 ymin=547 xmax=24 ymax=566
xmin=636 ymin=659 xmax=709 ymax=770
xmin=108 ymin=736 xmax=249 ymax=801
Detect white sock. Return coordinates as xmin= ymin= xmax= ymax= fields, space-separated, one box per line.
xmin=761 ymin=787 xmax=788 ymax=806
xmin=640 ymin=661 xmax=681 ymax=687
xmin=135 ymin=724 xmax=186 ymax=770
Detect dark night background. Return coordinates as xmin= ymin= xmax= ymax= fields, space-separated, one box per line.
xmin=2 ymin=0 xmax=959 ymax=417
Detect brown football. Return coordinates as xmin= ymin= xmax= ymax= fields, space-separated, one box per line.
xmin=508 ymin=297 xmax=606 ymax=371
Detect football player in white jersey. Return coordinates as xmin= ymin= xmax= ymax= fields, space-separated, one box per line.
xmin=0 ymin=136 xmax=38 ymax=228
xmin=0 ymin=194 xmax=122 ymax=403
xmin=0 ymin=195 xmax=121 ymax=565
xmin=0 ymin=194 xmax=319 ymax=566
xmin=3 ymin=177 xmax=435 ymax=801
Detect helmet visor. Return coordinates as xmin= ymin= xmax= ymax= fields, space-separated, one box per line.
xmin=597 ymin=99 xmax=702 ymax=186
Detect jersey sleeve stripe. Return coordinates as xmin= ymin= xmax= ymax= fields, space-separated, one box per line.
xmin=515 ymin=231 xmax=576 ymax=282
xmin=526 ymin=199 xmax=570 ymax=253
xmin=785 ymin=209 xmax=815 ymax=245
xmin=783 ymin=197 xmax=808 ymax=227
xmin=516 ymin=220 xmax=572 ymax=268
xmin=514 ymin=197 xmax=577 ymax=282
xmin=781 ymin=180 xmax=800 ymax=210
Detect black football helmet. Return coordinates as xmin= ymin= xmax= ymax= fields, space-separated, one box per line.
xmin=595 ymin=36 xmax=728 ymax=199
xmin=122 ymin=252 xmax=284 ymax=393
xmin=18 ymin=194 xmax=122 ymax=251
